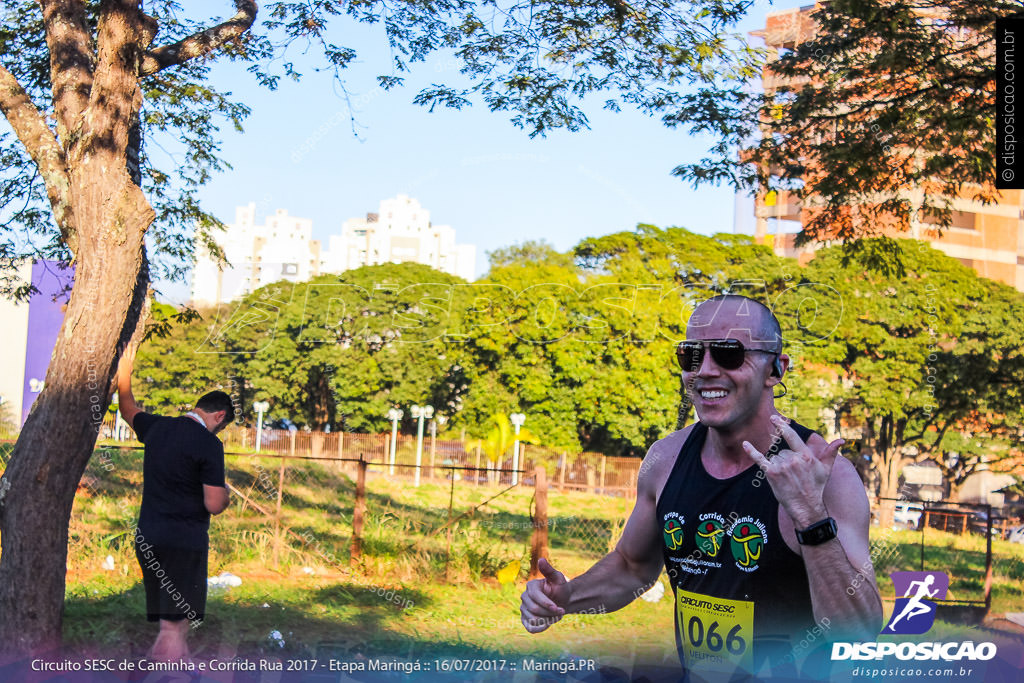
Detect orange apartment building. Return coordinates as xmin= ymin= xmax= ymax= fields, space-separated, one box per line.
xmin=748 ymin=4 xmax=1024 ymax=292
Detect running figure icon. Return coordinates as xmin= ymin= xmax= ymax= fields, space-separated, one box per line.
xmin=887 ymin=575 xmax=939 ymax=632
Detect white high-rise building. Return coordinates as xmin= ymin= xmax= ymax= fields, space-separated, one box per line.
xmin=190 ymin=196 xmax=476 ymax=306
xmin=191 ymin=205 xmax=321 ymax=306
xmin=323 ymin=195 xmax=476 ymax=281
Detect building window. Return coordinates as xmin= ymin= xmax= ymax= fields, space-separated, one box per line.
xmin=922 ymin=210 xmax=976 ymax=230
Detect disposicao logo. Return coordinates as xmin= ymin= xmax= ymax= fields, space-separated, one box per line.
xmin=831 ymin=570 xmax=997 ymax=663
xmin=883 ymin=571 xmax=949 ymax=635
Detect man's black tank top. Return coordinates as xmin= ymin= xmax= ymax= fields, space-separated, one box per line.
xmin=656 ymin=420 xmax=817 ymax=673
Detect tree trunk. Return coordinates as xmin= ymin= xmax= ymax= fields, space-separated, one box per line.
xmin=875 ymin=447 xmax=903 ymax=528
xmin=0 ymin=174 xmax=152 ymax=654
xmin=946 ymin=482 xmax=961 ymax=503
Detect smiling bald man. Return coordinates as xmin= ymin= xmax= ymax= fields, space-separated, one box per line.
xmin=520 ymin=294 xmax=881 ymax=681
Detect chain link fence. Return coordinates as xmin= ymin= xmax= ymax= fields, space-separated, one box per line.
xmin=872 ymin=497 xmax=1024 ymax=622
xmin=97 ymin=415 xmax=644 ymax=495
xmin=88 ymin=447 xmax=534 ymax=578
xmin=9 ymin=432 xmax=1022 ymax=623
xmin=1 ymin=433 xmax=634 ymax=600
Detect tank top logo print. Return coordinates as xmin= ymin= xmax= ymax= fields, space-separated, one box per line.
xmin=727 ymin=516 xmax=767 ymax=573
xmin=695 ymin=512 xmax=726 ymax=557
xmin=663 ymin=511 xmax=685 ymax=551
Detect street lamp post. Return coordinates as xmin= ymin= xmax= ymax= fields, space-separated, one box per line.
xmin=253 ymin=400 xmax=270 ymax=452
xmin=387 ymin=408 xmax=403 ymax=476
xmin=510 ymin=413 xmax=525 ymax=486
xmin=428 ymin=416 xmax=437 ymax=480
xmin=411 ymin=404 xmax=433 ymax=486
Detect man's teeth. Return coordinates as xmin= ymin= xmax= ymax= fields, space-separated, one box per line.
xmin=701 ymin=390 xmax=728 ymax=399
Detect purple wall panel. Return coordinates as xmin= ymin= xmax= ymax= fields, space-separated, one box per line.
xmin=21 ymin=260 xmax=75 ymax=426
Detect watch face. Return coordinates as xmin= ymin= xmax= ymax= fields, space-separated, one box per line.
xmin=799 ymin=518 xmax=837 ymax=545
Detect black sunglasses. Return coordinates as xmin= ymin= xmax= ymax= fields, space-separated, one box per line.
xmin=676 ymin=339 xmax=778 ymax=372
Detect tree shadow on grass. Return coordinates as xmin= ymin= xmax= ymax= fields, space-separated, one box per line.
xmin=54 ymin=577 xmax=548 ymax=683
xmin=60 ymin=579 xmax=481 ymax=660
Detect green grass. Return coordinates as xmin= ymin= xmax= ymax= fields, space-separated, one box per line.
xmin=868 ymin=527 xmax=1024 ymax=613
xmin=64 ymin=448 xmax=676 ymax=660
xmin=58 ymin=447 xmax=1024 ymax=662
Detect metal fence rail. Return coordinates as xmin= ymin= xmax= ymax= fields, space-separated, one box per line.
xmin=93 ymin=414 xmax=643 ymax=495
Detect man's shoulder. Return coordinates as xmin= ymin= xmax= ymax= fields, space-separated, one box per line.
xmin=147 ymin=415 xmax=219 ymax=444
xmin=649 ymin=424 xmax=697 ymax=457
xmin=145 ymin=414 xmax=193 ymax=434
xmin=133 ymin=411 xmax=162 ymax=422
xmin=185 ymin=419 xmax=224 ymax=449
xmin=639 ymin=424 xmax=698 ymax=491
xmin=826 ymin=451 xmax=866 ymax=493
xmin=788 ymin=419 xmax=820 ymax=443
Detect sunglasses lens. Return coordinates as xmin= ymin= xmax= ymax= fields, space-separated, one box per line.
xmin=678 ymin=340 xmax=753 ymax=371
xmin=677 ymin=343 xmax=704 ymax=371
xmin=709 ymin=341 xmax=746 ymax=369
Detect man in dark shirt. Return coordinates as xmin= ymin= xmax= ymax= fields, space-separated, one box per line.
xmin=117 ymin=345 xmax=231 ymax=662
xmin=520 ymin=294 xmax=882 ymax=680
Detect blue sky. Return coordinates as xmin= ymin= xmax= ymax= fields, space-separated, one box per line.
xmin=154 ymin=0 xmax=808 ymax=304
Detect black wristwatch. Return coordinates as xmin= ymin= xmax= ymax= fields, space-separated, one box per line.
xmin=795 ymin=517 xmax=838 ymax=546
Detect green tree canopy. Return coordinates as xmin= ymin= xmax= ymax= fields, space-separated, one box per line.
xmin=780 ymin=239 xmax=1024 ymax=501
xmin=671 ymin=0 xmax=1014 ymax=266
xmin=190 ymin=261 xmax=465 ymax=432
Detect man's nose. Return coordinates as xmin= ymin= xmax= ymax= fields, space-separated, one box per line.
xmin=696 ymin=347 xmax=720 ymax=376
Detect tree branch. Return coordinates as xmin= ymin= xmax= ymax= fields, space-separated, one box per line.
xmin=0 ymin=63 xmax=76 ymax=254
xmin=81 ymin=0 xmax=151 ymax=164
xmin=140 ymin=1 xmax=258 ymax=77
xmin=38 ymin=0 xmax=95 ymax=146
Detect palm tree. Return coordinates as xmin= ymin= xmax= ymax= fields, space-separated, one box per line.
xmin=468 ymin=413 xmax=539 ymax=483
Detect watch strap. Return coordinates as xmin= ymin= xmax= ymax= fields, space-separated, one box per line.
xmin=796 ymin=517 xmax=837 ymax=546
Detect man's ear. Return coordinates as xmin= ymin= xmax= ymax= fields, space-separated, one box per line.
xmin=768 ymin=354 xmax=789 ymax=383
xmin=210 ymin=409 xmax=229 ymax=430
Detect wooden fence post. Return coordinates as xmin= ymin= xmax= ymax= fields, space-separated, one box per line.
xmin=445 ymin=471 xmax=455 ymax=579
xmin=984 ymin=505 xmax=993 ymax=613
xmin=599 ymin=455 xmax=607 ymax=494
xmin=339 ymin=430 xmax=345 ymax=458
xmin=350 ymin=453 xmax=367 ymax=564
xmin=529 ymin=466 xmax=548 ymax=579
xmin=474 ymin=443 xmax=481 ymax=485
xmin=559 ymin=452 xmax=566 ymax=492
xmin=273 ymin=458 xmax=285 ymax=567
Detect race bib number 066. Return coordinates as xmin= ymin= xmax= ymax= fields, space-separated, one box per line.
xmin=676 ymin=589 xmax=754 ymax=673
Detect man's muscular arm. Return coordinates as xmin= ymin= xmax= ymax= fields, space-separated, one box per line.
xmin=793 ymin=445 xmax=882 ymax=640
xmin=745 ymin=416 xmax=882 ymax=640
xmin=204 ymin=484 xmax=230 ymax=514
xmin=520 ymin=438 xmax=675 ymax=633
xmin=116 ymin=346 xmax=143 ymax=429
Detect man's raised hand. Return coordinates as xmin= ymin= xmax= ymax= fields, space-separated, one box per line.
xmin=743 ymin=415 xmax=845 ymax=528
xmin=520 ymin=557 xmax=571 ymax=633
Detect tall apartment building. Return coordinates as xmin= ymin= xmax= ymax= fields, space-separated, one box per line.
xmin=747 ymin=4 xmax=1024 ymax=292
xmin=322 ymin=195 xmax=476 ymax=282
xmin=191 ymin=205 xmax=321 ymax=307
xmin=191 ymin=196 xmax=476 ymax=306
